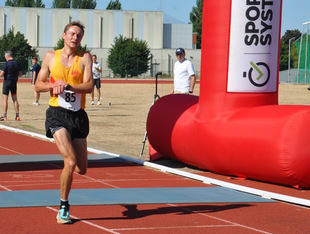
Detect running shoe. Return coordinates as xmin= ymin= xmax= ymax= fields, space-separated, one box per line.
xmin=97 ymin=100 xmax=102 ymax=105
xmin=33 ymin=101 xmax=40 ymax=106
xmin=56 ymin=207 xmax=72 ymax=224
xmin=0 ymin=116 xmax=7 ymax=121
xmin=15 ymin=116 xmax=20 ymax=121
xmin=91 ymin=100 xmax=94 ymax=105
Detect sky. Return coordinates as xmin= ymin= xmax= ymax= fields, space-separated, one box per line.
xmin=0 ymin=0 xmax=309 ymax=35
xmin=42 ymin=0 xmax=196 ymax=23
xmin=281 ymin=0 xmax=310 ymax=35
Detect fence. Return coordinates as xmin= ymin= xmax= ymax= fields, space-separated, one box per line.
xmin=293 ymin=23 xmax=310 ymax=83
xmin=99 ymin=58 xmax=201 ymax=79
xmin=1 ymin=56 xmax=201 ymax=79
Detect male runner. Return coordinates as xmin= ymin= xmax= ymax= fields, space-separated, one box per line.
xmin=35 ymin=21 xmax=93 ymax=224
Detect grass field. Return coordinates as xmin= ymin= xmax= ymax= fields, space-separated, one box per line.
xmin=1 ymin=80 xmax=310 ymax=163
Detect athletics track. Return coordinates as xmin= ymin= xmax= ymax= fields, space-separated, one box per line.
xmin=0 ymin=125 xmax=309 ymax=234
xmin=0 ymin=78 xmax=309 ymax=233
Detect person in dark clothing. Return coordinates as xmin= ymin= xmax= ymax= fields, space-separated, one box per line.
xmin=0 ymin=51 xmax=22 ymax=121
xmin=31 ymin=57 xmax=41 ymax=105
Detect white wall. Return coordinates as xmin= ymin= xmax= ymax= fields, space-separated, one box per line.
xmin=0 ymin=7 xmax=163 ymax=49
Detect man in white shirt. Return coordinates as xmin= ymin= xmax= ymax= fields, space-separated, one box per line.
xmin=91 ymin=54 xmax=102 ymax=105
xmin=170 ymin=48 xmax=196 ymax=94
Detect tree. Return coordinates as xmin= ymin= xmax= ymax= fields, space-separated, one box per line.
xmin=106 ymin=0 xmax=122 ymax=10
xmin=5 ymin=0 xmax=45 ymax=7
xmin=52 ymin=0 xmax=97 ymax=8
xmin=34 ymin=0 xmax=45 ymax=7
xmin=190 ymin=0 xmax=203 ymax=49
xmin=53 ymin=38 xmax=91 ymax=53
xmin=72 ymin=0 xmax=96 ymax=9
xmin=0 ymin=27 xmax=38 ymax=73
xmin=281 ymin=29 xmax=301 ymax=44
xmin=52 ymin=0 xmax=71 ymax=8
xmin=107 ymin=35 xmax=150 ymax=78
xmin=279 ymin=29 xmax=301 ymax=71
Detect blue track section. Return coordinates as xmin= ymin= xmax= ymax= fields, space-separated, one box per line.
xmin=0 ymin=187 xmax=274 ymax=208
xmin=0 ymin=154 xmax=126 ymax=164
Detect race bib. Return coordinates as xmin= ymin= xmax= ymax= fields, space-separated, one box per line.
xmin=58 ymin=90 xmax=81 ymax=111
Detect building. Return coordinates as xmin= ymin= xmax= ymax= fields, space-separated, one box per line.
xmin=0 ymin=7 xmax=201 ymax=77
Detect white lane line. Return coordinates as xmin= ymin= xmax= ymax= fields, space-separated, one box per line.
xmin=113 ymin=225 xmax=238 ymax=231
xmin=0 ymin=146 xmax=24 ymax=155
xmin=0 ymin=184 xmax=12 ymax=191
xmin=48 ymin=162 xmax=120 ymax=189
xmin=168 ymin=203 xmax=272 ymax=234
xmin=46 ymin=207 xmax=120 ymax=234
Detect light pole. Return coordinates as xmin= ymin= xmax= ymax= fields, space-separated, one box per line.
xmin=288 ymin=37 xmax=295 ymax=83
xmin=303 ymin=21 xmax=310 ymax=83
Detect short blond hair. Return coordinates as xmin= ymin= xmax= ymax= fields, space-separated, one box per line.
xmin=63 ymin=21 xmax=85 ymax=35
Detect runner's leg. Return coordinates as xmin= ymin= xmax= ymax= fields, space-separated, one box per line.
xmin=53 ymin=128 xmax=77 ymax=200
xmin=72 ymin=138 xmax=88 ymax=175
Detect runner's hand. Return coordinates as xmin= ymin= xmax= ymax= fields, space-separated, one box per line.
xmin=52 ymin=80 xmax=67 ymax=96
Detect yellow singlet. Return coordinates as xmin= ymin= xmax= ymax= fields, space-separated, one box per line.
xmin=49 ymin=49 xmax=86 ymax=110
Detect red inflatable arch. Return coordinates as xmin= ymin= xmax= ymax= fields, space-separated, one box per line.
xmin=147 ymin=0 xmax=310 ymax=189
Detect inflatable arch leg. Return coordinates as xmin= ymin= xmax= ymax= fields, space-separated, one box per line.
xmin=147 ymin=0 xmax=310 ymax=189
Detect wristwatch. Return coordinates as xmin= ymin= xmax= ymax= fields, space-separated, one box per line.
xmin=189 ymin=90 xmax=193 ymax=93
xmin=65 ymin=84 xmax=72 ymax=91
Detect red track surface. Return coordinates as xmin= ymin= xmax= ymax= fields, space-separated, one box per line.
xmin=0 ymin=128 xmax=310 ymax=234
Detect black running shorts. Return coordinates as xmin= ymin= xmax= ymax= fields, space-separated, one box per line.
xmin=93 ymin=79 xmax=101 ymax=89
xmin=2 ymin=79 xmax=17 ymax=95
xmin=45 ymin=106 xmax=89 ymax=139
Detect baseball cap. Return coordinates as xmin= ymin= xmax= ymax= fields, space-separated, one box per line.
xmin=176 ymin=48 xmax=185 ymax=55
